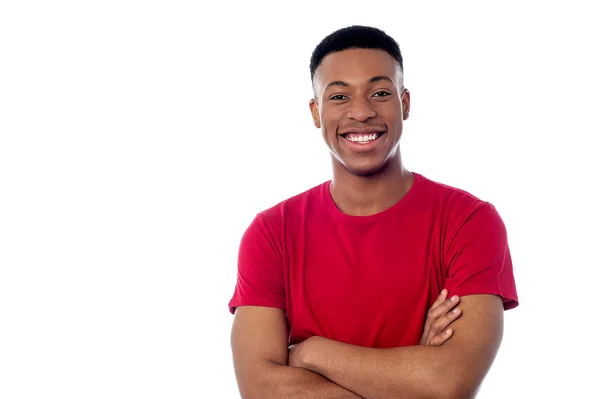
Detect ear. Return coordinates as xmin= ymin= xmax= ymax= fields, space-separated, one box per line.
xmin=401 ymin=89 xmax=411 ymax=120
xmin=309 ymin=98 xmax=321 ymax=128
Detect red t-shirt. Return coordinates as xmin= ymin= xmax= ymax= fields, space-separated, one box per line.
xmin=229 ymin=173 xmax=518 ymax=348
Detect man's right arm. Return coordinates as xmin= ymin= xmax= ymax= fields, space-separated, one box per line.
xmin=231 ymin=306 xmax=363 ymax=399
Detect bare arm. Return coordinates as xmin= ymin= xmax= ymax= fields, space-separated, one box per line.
xmin=231 ymin=306 xmax=363 ymax=399
xmin=292 ymin=294 xmax=504 ymax=399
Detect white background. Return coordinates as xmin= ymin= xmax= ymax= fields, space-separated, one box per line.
xmin=1 ymin=1 xmax=599 ymax=398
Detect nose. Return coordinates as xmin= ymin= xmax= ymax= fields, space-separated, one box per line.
xmin=346 ymin=96 xmax=377 ymax=122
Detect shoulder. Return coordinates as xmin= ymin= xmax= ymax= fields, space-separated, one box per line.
xmin=258 ymin=181 xmax=330 ymax=219
xmin=415 ymin=173 xmax=494 ymax=219
xmin=413 ymin=173 xmax=507 ymax=241
xmin=254 ymin=181 xmax=330 ymax=226
xmin=237 ymin=182 xmax=328 ymax=266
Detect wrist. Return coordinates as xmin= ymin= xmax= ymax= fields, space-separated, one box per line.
xmin=301 ymin=336 xmax=325 ymax=372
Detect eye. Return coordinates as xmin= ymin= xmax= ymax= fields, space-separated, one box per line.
xmin=372 ymin=91 xmax=391 ymax=97
xmin=329 ymin=94 xmax=348 ymax=101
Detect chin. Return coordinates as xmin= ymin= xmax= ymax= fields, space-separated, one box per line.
xmin=344 ymin=161 xmax=386 ymax=177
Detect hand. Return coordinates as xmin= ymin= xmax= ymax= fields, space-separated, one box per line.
xmin=420 ymin=289 xmax=462 ymax=346
xmin=288 ymin=336 xmax=317 ymax=368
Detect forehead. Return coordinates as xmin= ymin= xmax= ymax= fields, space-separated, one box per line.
xmin=314 ymin=48 xmax=400 ymax=88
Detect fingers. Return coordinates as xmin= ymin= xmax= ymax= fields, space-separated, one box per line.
xmin=421 ymin=291 xmax=462 ymax=345
xmin=427 ymin=293 xmax=460 ymax=324
xmin=427 ymin=306 xmax=461 ymax=341
xmin=429 ymin=327 xmax=454 ymax=346
xmin=428 ymin=289 xmax=448 ymax=312
xmin=422 ymin=290 xmax=450 ymax=335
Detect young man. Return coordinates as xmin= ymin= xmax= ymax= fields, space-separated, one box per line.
xmin=228 ymin=25 xmax=518 ymax=399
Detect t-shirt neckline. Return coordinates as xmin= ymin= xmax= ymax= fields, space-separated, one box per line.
xmin=323 ymin=172 xmax=423 ymax=224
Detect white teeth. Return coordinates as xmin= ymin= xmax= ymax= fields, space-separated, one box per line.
xmin=347 ymin=133 xmax=377 ymax=142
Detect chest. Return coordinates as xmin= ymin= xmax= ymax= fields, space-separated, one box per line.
xmin=284 ymin=219 xmax=446 ymax=347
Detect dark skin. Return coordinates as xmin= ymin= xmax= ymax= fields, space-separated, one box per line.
xmin=232 ymin=291 xmax=462 ymax=399
xmin=231 ymin=48 xmax=504 ymax=399
xmin=309 ymin=48 xmax=412 ymax=216
xmin=288 ymin=48 xmax=504 ymax=398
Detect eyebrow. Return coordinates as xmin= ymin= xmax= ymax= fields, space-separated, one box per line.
xmin=324 ymin=76 xmax=394 ymax=91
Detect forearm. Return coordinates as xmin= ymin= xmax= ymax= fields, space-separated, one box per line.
xmin=302 ymin=339 xmax=459 ymax=399
xmin=245 ymin=360 xmax=364 ymax=399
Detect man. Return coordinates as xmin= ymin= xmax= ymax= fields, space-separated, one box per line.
xmin=228 ymin=25 xmax=518 ymax=399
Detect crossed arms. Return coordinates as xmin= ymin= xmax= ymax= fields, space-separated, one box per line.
xmin=231 ymin=292 xmax=504 ymax=399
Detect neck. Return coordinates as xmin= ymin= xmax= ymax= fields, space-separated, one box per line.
xmin=329 ymin=154 xmax=414 ymax=217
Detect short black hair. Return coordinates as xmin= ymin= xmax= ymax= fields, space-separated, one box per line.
xmin=309 ymin=25 xmax=403 ymax=81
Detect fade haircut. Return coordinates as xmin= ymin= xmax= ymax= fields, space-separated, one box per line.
xmin=309 ymin=25 xmax=404 ymax=86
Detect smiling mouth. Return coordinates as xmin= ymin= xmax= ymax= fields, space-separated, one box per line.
xmin=341 ymin=132 xmax=385 ymax=144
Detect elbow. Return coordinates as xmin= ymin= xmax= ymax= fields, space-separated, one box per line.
xmin=237 ymin=383 xmax=261 ymax=399
xmin=431 ymin=390 xmax=476 ymax=399
xmin=438 ymin=388 xmax=478 ymax=399
xmin=237 ymin=361 xmax=284 ymax=399
xmin=240 ymin=392 xmax=270 ymax=399
xmin=428 ymin=375 xmax=479 ymax=399
xmin=238 ymin=381 xmax=273 ymax=399
xmin=238 ymin=378 xmax=274 ymax=399
xmin=393 ymin=380 xmax=477 ymax=399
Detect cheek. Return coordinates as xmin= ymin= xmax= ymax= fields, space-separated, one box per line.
xmin=377 ymin=104 xmax=402 ymax=125
xmin=321 ymin=108 xmax=342 ymax=134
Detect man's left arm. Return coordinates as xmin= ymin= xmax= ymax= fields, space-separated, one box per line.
xmin=294 ymin=201 xmax=517 ymax=399
xmin=292 ymin=293 xmax=503 ymax=399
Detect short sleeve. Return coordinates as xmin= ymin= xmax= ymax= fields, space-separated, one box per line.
xmin=228 ymin=213 xmax=286 ymax=314
xmin=444 ymin=203 xmax=519 ymax=310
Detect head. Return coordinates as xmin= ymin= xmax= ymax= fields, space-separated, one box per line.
xmin=309 ymin=26 xmax=410 ymax=177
